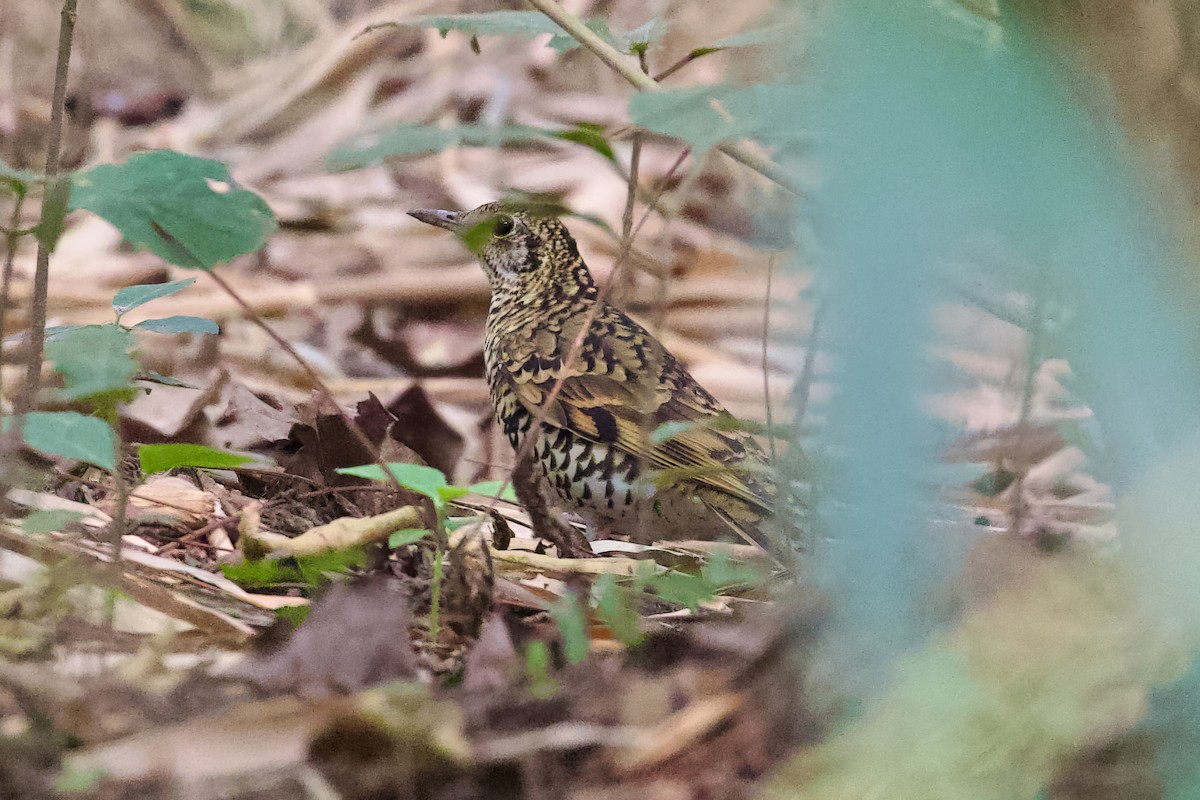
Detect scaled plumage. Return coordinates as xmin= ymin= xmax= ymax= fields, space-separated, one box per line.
xmin=409 ymin=202 xmax=776 ymax=552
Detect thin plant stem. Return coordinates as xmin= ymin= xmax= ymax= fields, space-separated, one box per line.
xmin=202 ymin=269 xmax=444 ymax=547
xmin=1009 ymin=267 xmax=1049 ymax=538
xmin=0 ymin=192 xmax=26 ymax=401
xmin=792 ymin=297 xmax=826 ymax=426
xmin=761 ymin=256 xmax=778 ymax=464
xmin=523 ymin=0 xmax=798 ymax=194
xmin=17 ymin=0 xmax=79 ymax=417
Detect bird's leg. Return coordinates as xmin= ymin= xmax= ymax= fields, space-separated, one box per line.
xmin=512 ymin=449 xmax=593 ymax=558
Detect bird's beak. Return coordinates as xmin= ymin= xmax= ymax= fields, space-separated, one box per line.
xmin=408 ymin=208 xmax=462 ymax=233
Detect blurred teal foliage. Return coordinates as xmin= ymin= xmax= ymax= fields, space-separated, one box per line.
xmin=781 ymin=0 xmax=1200 ymax=791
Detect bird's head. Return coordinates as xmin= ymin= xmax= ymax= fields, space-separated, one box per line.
xmin=408 ymin=202 xmax=594 ymax=296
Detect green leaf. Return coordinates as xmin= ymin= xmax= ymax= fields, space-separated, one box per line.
xmin=296 ymin=546 xmax=366 ymax=585
xmin=328 ymin=124 xmax=543 ymax=170
xmin=112 ymin=278 xmax=197 ymax=316
xmin=138 ymin=443 xmax=253 ymax=475
xmin=389 ymin=527 xmax=431 ymax=547
xmin=45 ymin=325 xmax=137 ymax=401
xmin=408 ymin=11 xmax=563 ymax=40
xmin=593 ymin=574 xmax=642 ymax=646
xmin=16 ymin=411 xmax=117 ymax=470
xmin=548 ymin=593 xmax=590 ymax=664
xmin=70 ymin=150 xmax=277 ymax=268
xmin=220 ymin=558 xmax=297 ymax=588
xmin=629 ymin=83 xmax=807 ymax=154
xmin=465 ymin=480 xmax=518 ymax=502
xmin=551 ymin=123 xmax=616 ymax=163
xmin=21 ymin=509 xmax=87 ymax=536
xmin=133 ymin=315 xmax=219 ymax=335
xmin=700 ymin=550 xmax=767 ymax=589
xmin=646 ymin=570 xmax=713 ymax=611
xmin=708 ymin=23 xmax=789 ymax=50
xmin=338 ymin=462 xmax=445 ymax=495
xmin=33 ymin=176 xmax=71 ymax=252
xmin=43 ymin=325 xmax=86 ymax=341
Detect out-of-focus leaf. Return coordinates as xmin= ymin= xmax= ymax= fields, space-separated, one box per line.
xmin=338 ymin=462 xmax=451 ymax=511
xmin=16 ymin=412 xmax=117 ymax=470
xmin=646 ymin=570 xmax=713 ymax=611
xmin=0 ymin=159 xmax=39 ymax=191
xmin=296 ymin=547 xmax=366 ymax=585
xmin=548 ymin=593 xmax=589 ymax=664
xmin=389 ymin=528 xmax=431 ymax=547
xmin=138 ymin=443 xmax=253 ymax=475
xmin=46 ymin=325 xmax=137 ymax=401
xmin=70 ymin=151 xmax=276 ymax=268
xmin=551 ymin=123 xmax=616 ymax=163
xmin=593 ymin=574 xmax=642 ymax=646
xmin=136 ymin=371 xmax=194 ymax=388
xmin=133 ymin=315 xmax=219 ymax=335
xmin=629 ymin=83 xmax=807 ymax=154
xmin=547 ymin=18 xmax=665 ymax=55
xmin=33 ymin=177 xmax=70 ymax=252
xmin=465 ymin=480 xmax=518 ymax=502
xmin=112 ymin=278 xmax=196 ymax=316
xmin=328 ymin=124 xmax=543 ymax=170
xmin=21 ymin=509 xmax=86 ymax=536
xmin=408 ymin=11 xmax=561 ymax=40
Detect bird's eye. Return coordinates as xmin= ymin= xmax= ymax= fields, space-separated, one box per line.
xmin=493 ymin=215 xmax=516 ymax=237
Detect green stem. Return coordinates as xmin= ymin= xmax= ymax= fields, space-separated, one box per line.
xmin=17 ymin=0 xmax=79 ymax=416
xmin=429 ymin=548 xmax=443 ymax=644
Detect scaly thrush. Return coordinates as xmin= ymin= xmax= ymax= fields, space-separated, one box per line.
xmin=409 ymin=202 xmax=776 ymax=555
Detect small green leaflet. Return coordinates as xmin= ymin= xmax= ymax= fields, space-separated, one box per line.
xmin=112 ymin=279 xmax=197 ymax=316
xmin=133 ymin=316 xmax=219 ymax=335
xmin=138 ymin=443 xmax=253 ymax=475
xmin=70 ymin=151 xmax=277 ymax=269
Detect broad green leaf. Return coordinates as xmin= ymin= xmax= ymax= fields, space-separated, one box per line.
xmin=133 ymin=315 xmax=219 ymax=335
xmin=18 ymin=411 xmax=117 ymax=470
xmin=547 ymin=18 xmax=665 ymax=55
xmin=708 ymin=23 xmax=789 ymax=50
xmin=21 ymin=509 xmax=87 ymax=535
xmin=328 ymin=124 xmax=542 ymax=170
xmin=465 ymin=480 xmax=519 ymax=502
xmin=112 ymin=278 xmax=196 ymax=316
xmin=629 ymin=83 xmax=807 ymax=154
xmin=33 ymin=176 xmax=71 ymax=253
xmin=548 ymin=593 xmax=590 ymax=664
xmin=138 ymin=443 xmax=253 ymax=475
xmin=70 ymin=151 xmax=276 ymax=268
xmin=43 ymin=325 xmax=86 ymax=341
xmin=389 ymin=527 xmax=431 ymax=547
xmin=700 ymin=550 xmax=767 ymax=589
xmin=337 ymin=462 xmax=448 ymax=504
xmin=45 ymin=325 xmax=137 ymax=401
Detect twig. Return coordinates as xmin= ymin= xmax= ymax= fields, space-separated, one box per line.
xmin=792 ymin=297 xmax=826 ymax=426
xmin=16 ymin=0 xmax=78 ymax=416
xmin=761 ymin=256 xmax=777 ymax=464
xmin=202 ymin=270 xmax=440 ymax=545
xmin=0 ymin=193 xmax=26 ymax=401
xmin=1008 ymin=267 xmax=1049 ymax=538
xmin=523 ymin=0 xmax=798 ymax=194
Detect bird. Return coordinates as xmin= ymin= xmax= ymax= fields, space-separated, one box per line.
xmin=409 ymin=202 xmax=778 ymax=557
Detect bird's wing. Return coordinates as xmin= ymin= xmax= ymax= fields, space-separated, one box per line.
xmin=501 ymin=360 xmax=773 ymax=514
